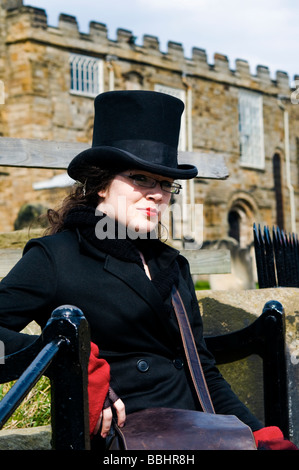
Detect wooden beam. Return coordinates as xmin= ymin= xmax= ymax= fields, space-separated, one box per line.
xmin=180 ymin=249 xmax=231 ymax=275
xmin=0 ymin=247 xmax=230 ymax=278
xmin=0 ymin=137 xmax=229 ymax=179
xmin=179 ymin=151 xmax=229 ymax=180
xmin=0 ymin=248 xmax=22 ymax=278
xmin=0 ymin=138 xmax=85 ymax=170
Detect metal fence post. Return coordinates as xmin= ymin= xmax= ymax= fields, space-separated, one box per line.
xmin=262 ymin=300 xmax=289 ymax=438
xmin=43 ymin=305 xmax=91 ymax=450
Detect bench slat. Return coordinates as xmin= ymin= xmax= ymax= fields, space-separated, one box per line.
xmin=0 ymin=138 xmax=229 ymax=179
xmin=0 ymin=248 xmax=230 ymax=278
xmin=180 ymin=249 xmax=231 ymax=275
xmin=0 ymin=249 xmax=23 ymax=278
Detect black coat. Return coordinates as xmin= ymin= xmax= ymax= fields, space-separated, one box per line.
xmin=0 ymin=230 xmax=262 ymax=430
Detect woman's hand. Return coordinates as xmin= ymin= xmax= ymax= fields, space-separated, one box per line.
xmin=94 ymin=387 xmax=126 ymax=438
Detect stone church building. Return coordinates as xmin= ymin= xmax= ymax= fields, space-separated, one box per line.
xmin=0 ymin=0 xmax=299 ymax=276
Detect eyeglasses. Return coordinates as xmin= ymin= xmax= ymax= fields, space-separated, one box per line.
xmin=122 ymin=173 xmax=182 ymax=194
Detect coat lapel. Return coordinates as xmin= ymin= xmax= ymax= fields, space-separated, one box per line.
xmin=104 ymin=255 xmax=166 ymax=314
xmin=79 ymin=230 xmax=180 ymax=315
xmin=104 ymin=254 xmax=184 ymax=348
xmin=78 ymin=231 xmax=185 ymax=342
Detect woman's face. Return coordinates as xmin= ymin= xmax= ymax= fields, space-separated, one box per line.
xmin=96 ymin=169 xmax=174 ymax=235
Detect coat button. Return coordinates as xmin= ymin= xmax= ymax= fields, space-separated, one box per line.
xmin=136 ymin=359 xmax=149 ymax=372
xmin=173 ymin=358 xmax=184 ymax=369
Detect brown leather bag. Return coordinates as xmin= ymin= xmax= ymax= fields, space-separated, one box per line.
xmin=109 ymin=407 xmax=257 ymax=450
xmin=108 ymin=287 xmax=257 ymax=450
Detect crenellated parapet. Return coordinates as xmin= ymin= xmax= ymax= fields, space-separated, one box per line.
xmin=1 ymin=1 xmax=297 ymax=94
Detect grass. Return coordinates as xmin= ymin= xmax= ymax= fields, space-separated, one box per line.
xmin=0 ymin=376 xmax=51 ymax=429
xmin=194 ymin=280 xmax=210 ymax=290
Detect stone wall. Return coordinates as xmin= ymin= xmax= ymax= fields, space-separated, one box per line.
xmin=0 ymin=425 xmax=51 ymax=450
xmin=0 ymin=168 xmax=68 ymax=232
xmin=197 ymin=287 xmax=299 ymax=446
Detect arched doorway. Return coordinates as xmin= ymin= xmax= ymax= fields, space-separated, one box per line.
xmin=227 ymin=194 xmax=257 ymax=248
xmin=228 ymin=210 xmax=241 ymax=243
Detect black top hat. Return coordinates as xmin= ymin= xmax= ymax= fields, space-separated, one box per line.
xmin=67 ymin=90 xmax=198 ymax=181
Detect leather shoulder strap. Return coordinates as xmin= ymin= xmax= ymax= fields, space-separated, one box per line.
xmin=171 ymin=286 xmax=215 ymax=414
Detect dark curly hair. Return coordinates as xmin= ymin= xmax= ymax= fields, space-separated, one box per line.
xmin=45 ymin=166 xmax=123 ymax=235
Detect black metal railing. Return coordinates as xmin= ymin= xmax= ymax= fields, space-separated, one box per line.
xmin=0 ymin=305 xmax=91 ymax=450
xmin=253 ymin=223 xmax=299 ymax=288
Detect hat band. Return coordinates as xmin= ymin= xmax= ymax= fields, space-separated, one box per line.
xmin=102 ymin=139 xmax=178 ymax=167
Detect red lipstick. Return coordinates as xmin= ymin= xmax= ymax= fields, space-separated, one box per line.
xmin=145 ymin=207 xmax=158 ymax=217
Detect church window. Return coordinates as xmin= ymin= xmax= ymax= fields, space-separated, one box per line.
xmin=238 ymin=89 xmax=265 ymax=169
xmin=69 ymin=54 xmax=103 ymax=97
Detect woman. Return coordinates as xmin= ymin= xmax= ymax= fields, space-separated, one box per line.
xmin=0 ymin=91 xmax=296 ymax=450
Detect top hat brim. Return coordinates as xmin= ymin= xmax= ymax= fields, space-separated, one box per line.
xmin=67 ymin=145 xmax=198 ymax=181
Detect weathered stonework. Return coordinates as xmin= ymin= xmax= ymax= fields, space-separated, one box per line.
xmin=0 ymin=425 xmax=51 ymax=450
xmin=197 ymin=287 xmax=299 ymax=445
xmin=0 ymin=1 xmax=298 ymax=247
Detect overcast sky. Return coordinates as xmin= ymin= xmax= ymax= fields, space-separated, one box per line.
xmin=24 ymin=0 xmax=298 ymax=83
